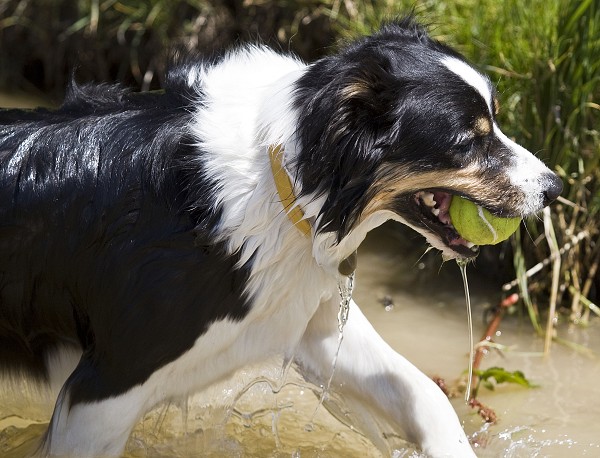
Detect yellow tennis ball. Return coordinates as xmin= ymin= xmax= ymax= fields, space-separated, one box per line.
xmin=449 ymin=196 xmax=521 ymax=245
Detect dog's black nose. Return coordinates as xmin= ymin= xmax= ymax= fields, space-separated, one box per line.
xmin=542 ymin=173 xmax=563 ymax=206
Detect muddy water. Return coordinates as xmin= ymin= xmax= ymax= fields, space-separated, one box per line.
xmin=354 ymin=226 xmax=600 ymax=457
xmin=1 ymin=94 xmax=599 ymax=456
xmin=1 ymin=225 xmax=599 ymax=457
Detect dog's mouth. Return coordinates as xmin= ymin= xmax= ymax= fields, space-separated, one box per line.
xmin=412 ymin=190 xmax=480 ymax=259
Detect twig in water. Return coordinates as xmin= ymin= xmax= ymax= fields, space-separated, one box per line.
xmin=468 ymin=398 xmax=497 ymax=423
xmin=470 ymin=293 xmax=519 ymax=396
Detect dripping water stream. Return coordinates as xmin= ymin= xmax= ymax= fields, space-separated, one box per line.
xmin=456 ymin=258 xmax=475 ymax=402
xmin=306 ymin=273 xmax=355 ymax=430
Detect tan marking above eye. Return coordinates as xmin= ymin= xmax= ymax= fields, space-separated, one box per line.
xmin=493 ymin=98 xmax=500 ymax=115
xmin=474 ymin=116 xmax=491 ymax=135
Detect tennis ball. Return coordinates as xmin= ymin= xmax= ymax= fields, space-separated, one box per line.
xmin=449 ymin=196 xmax=521 ymax=245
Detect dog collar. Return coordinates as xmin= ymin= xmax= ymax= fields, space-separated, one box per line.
xmin=268 ymin=145 xmax=357 ymax=276
xmin=268 ymin=144 xmax=312 ymax=237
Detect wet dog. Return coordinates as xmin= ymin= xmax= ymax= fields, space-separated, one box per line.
xmin=0 ymin=17 xmax=561 ymax=457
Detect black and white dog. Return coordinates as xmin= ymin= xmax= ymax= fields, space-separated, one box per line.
xmin=0 ymin=17 xmax=561 ymax=457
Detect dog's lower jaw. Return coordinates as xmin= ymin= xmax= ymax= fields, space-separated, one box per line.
xmin=312 ymin=210 xmax=404 ymax=276
xmin=296 ymin=297 xmax=476 ymax=457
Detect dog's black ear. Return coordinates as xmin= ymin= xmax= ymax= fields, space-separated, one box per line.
xmin=337 ymin=60 xmax=397 ymax=119
xmin=293 ymin=54 xmax=400 ymax=240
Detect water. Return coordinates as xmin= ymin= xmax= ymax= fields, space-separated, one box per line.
xmin=457 ymin=258 xmax=475 ymax=402
xmin=307 ymin=272 xmax=355 ymax=431
xmin=354 ymin=226 xmax=600 ymax=457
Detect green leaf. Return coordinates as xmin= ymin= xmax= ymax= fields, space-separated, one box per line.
xmin=476 ymin=366 xmax=537 ymax=389
xmin=483 ymin=380 xmax=495 ymax=391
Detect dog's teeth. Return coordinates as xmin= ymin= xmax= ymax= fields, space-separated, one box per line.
xmin=432 ymin=208 xmax=440 ymax=216
xmin=422 ymin=192 xmax=436 ymax=207
xmin=467 ymin=242 xmax=477 ymax=250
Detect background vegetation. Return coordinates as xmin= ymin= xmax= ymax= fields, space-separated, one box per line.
xmin=1 ymin=0 xmax=598 ymax=332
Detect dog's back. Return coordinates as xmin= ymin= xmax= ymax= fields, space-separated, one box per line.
xmin=0 ymin=77 xmax=250 ymax=389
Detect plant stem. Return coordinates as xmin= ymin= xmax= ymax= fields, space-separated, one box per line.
xmin=469 ymin=293 xmax=519 ymax=398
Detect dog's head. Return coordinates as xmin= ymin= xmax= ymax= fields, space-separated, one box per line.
xmin=293 ymin=17 xmax=562 ymax=261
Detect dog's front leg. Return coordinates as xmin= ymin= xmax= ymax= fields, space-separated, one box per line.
xmin=295 ymin=297 xmax=476 ymax=457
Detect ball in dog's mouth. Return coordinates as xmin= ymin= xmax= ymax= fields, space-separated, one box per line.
xmin=414 ymin=190 xmax=480 ymax=258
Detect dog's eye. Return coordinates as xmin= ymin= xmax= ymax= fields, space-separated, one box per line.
xmin=455 ymin=137 xmax=475 ymax=154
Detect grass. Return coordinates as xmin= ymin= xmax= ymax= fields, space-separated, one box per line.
xmin=483 ymin=0 xmax=600 ymax=333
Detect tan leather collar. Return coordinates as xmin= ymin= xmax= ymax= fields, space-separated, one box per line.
xmin=268 ymin=144 xmax=312 ymax=237
xmin=269 ymin=145 xmax=359 ymax=275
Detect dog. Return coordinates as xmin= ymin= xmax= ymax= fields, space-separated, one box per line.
xmin=0 ymin=17 xmax=562 ymax=457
